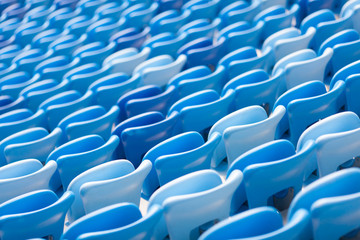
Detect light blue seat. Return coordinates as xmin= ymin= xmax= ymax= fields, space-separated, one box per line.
xmin=122 ymin=2 xmax=159 ymax=29
xmin=57 ymin=105 xmax=119 ymax=143
xmin=222 ymin=105 xmax=285 ymax=166
xmin=0 ymin=108 xmax=46 ymax=142
xmin=297 ymin=111 xmax=360 ymax=178
xmin=1 ymin=3 xmax=30 ymax=21
xmin=0 ymin=127 xmax=62 ymax=166
xmin=47 ymin=7 xmax=80 ymax=29
xmin=32 ymin=28 xmax=63 ymax=51
xmin=179 ymin=18 xmax=220 ymax=43
xmin=168 ymin=65 xmax=226 ymax=99
xmin=0 ymin=71 xmax=40 ymax=99
xmin=14 ymin=20 xmax=48 ymax=48
xmin=217 ymin=21 xmax=264 ymax=52
xmin=227 ymin=140 xmax=316 ymax=212
xmin=0 ymin=190 xmax=74 ymax=240
xmin=148 ymin=169 xmax=242 ymax=240
xmin=112 ymin=111 xmax=180 ymax=167
xmin=23 ymin=5 xmax=54 ymax=23
xmin=20 ymin=80 xmax=70 ymax=112
xmin=300 ymin=9 xmax=353 ymax=50
xmin=46 ymin=134 xmax=119 ymax=190
xmin=49 ymin=34 xmax=87 ymax=56
xmin=150 ymin=9 xmax=191 ymax=35
xmin=89 ymin=73 xmax=141 ymax=110
xmin=177 ymin=37 xmax=226 ymax=68
xmin=343 ymin=73 xmax=360 ymax=116
xmin=142 ymin=131 xmax=221 ymax=197
xmin=0 ymin=44 xmax=23 ymax=66
xmin=67 ymin=159 xmax=151 ymax=222
xmin=254 ymin=4 xmax=299 ymax=41
xmin=199 ymin=206 xmax=311 ymax=240
xmin=262 ymin=27 xmax=315 ymax=62
xmin=341 ymin=0 xmax=360 ymax=33
xmin=61 ymin=203 xmax=162 ymax=240
xmin=76 ymin=0 xmax=105 ymax=16
xmin=12 ymin=48 xmax=53 ymax=74
xmin=182 ymin=0 xmax=220 ymax=21
xmin=218 ymin=46 xmax=273 ymax=80
xmin=318 ymin=29 xmax=360 ymax=75
xmin=110 ymin=26 xmax=150 ymax=51
xmin=0 ymin=159 xmax=57 ymax=204
xmin=63 ymin=15 xmax=94 ymax=36
xmin=117 ymin=85 xmax=176 ymax=120
xmin=86 ymin=18 xmax=123 ymax=43
xmin=34 ymin=55 xmax=80 ymax=82
xmin=288 ymin=168 xmax=360 ymax=240
xmin=168 ymin=89 xmax=235 ymax=135
xmin=0 ymin=18 xmax=21 ymax=40
xmin=143 ymin=32 xmax=187 ymax=58
xmin=330 ymin=59 xmax=360 ymax=89
xmin=73 ymin=41 xmax=116 ymax=66
xmin=133 ymin=54 xmax=186 ymax=87
xmin=0 ymin=95 xmax=26 ymax=115
xmin=104 ymin=47 xmax=150 ymax=76
xmin=219 ymin=1 xmax=261 ymax=25
xmin=222 ymin=69 xmax=286 ymax=112
xmin=272 ymin=48 xmax=333 ymax=89
xmin=94 ymin=1 xmax=129 ymax=20
xmin=273 ymin=80 xmax=346 ymax=144
xmin=39 ymin=90 xmax=93 ymax=130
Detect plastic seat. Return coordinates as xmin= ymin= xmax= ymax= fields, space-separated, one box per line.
xmin=227 ymin=140 xmax=316 ymax=212
xmin=63 ymin=15 xmax=95 ymax=36
xmin=0 ymin=44 xmax=23 ymax=66
xmin=66 ymin=64 xmax=113 ymax=94
xmin=35 ymin=55 xmax=80 ymax=82
xmin=86 ymin=18 xmax=123 ymax=43
xmin=148 ymin=169 xmax=242 ymax=240
xmin=49 ymin=34 xmax=87 ymax=56
xmin=217 ymin=21 xmax=264 ymax=52
xmin=150 ymin=9 xmax=191 ymax=35
xmin=343 ymin=73 xmax=360 ymax=116
xmin=168 ymin=89 xmax=235 ymax=135
xmin=73 ymin=42 xmax=116 ymax=66
xmin=0 ymin=190 xmax=74 ymax=240
xmin=254 ymin=4 xmax=299 ymax=41
xmin=122 ymin=2 xmax=159 ymax=29
xmin=39 ymin=90 xmax=93 ymax=130
xmin=168 ymin=65 xmax=226 ymax=99
xmin=0 ymin=159 xmax=57 ymax=204
xmin=23 ymin=5 xmax=54 ymax=23
xmin=272 ymin=48 xmax=333 ymax=89
xmin=179 ymin=18 xmax=220 ymax=43
xmin=330 ymin=59 xmax=360 ymax=89
xmin=76 ymin=0 xmax=105 ymax=16
xmin=110 ymin=26 xmax=150 ymax=51
xmin=0 ymin=95 xmax=26 ymax=115
xmin=222 ymin=69 xmax=286 ymax=112
xmin=142 ymin=131 xmax=221 ymax=197
xmin=341 ymin=0 xmax=360 ymax=33
xmin=297 ymin=112 xmax=360 ymax=177
xmin=14 ymin=21 xmax=48 ymax=48
xmin=31 ymin=28 xmax=64 ymax=53
xmin=143 ymin=32 xmax=187 ymax=58
xmin=199 ymin=206 xmax=311 ymax=240
xmin=219 ymin=1 xmax=261 ymax=25
xmin=89 ymin=73 xmax=141 ymax=109
xmin=262 ymin=27 xmax=316 ymax=62
xmin=0 ymin=108 xmax=46 ymax=141
xmin=300 ymin=9 xmax=353 ymax=50
xmin=61 ymin=203 xmax=162 ymax=240
xmin=177 ymin=37 xmax=225 ymax=68
xmin=118 ymin=85 xmax=177 ymax=120
xmin=133 ymin=54 xmax=186 ymax=87
xmin=47 ymin=7 xmax=80 ymax=29
xmin=222 ymin=105 xmax=285 ymax=165
xmin=182 ymin=0 xmax=220 ymax=21
xmin=94 ymin=1 xmax=129 ymax=19
xmin=0 ymin=127 xmax=62 ymax=166
xmin=112 ymin=111 xmax=180 ymax=167
xmin=0 ymin=18 xmax=21 ymax=40
xmin=12 ymin=48 xmax=53 ymax=74
xmin=218 ymin=46 xmax=273 ymax=80
xmin=67 ymin=160 xmax=151 ymax=222
xmin=288 ymin=168 xmax=360 ymax=240
xmin=0 ymin=71 xmax=40 ymax=99
xmin=57 ymin=105 xmax=119 ymax=142
xmin=104 ymin=47 xmax=150 ymax=76
xmin=46 ymin=134 xmax=119 ymax=190
xmin=273 ymin=80 xmax=346 ymax=144
xmin=318 ymin=29 xmax=360 ymax=75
